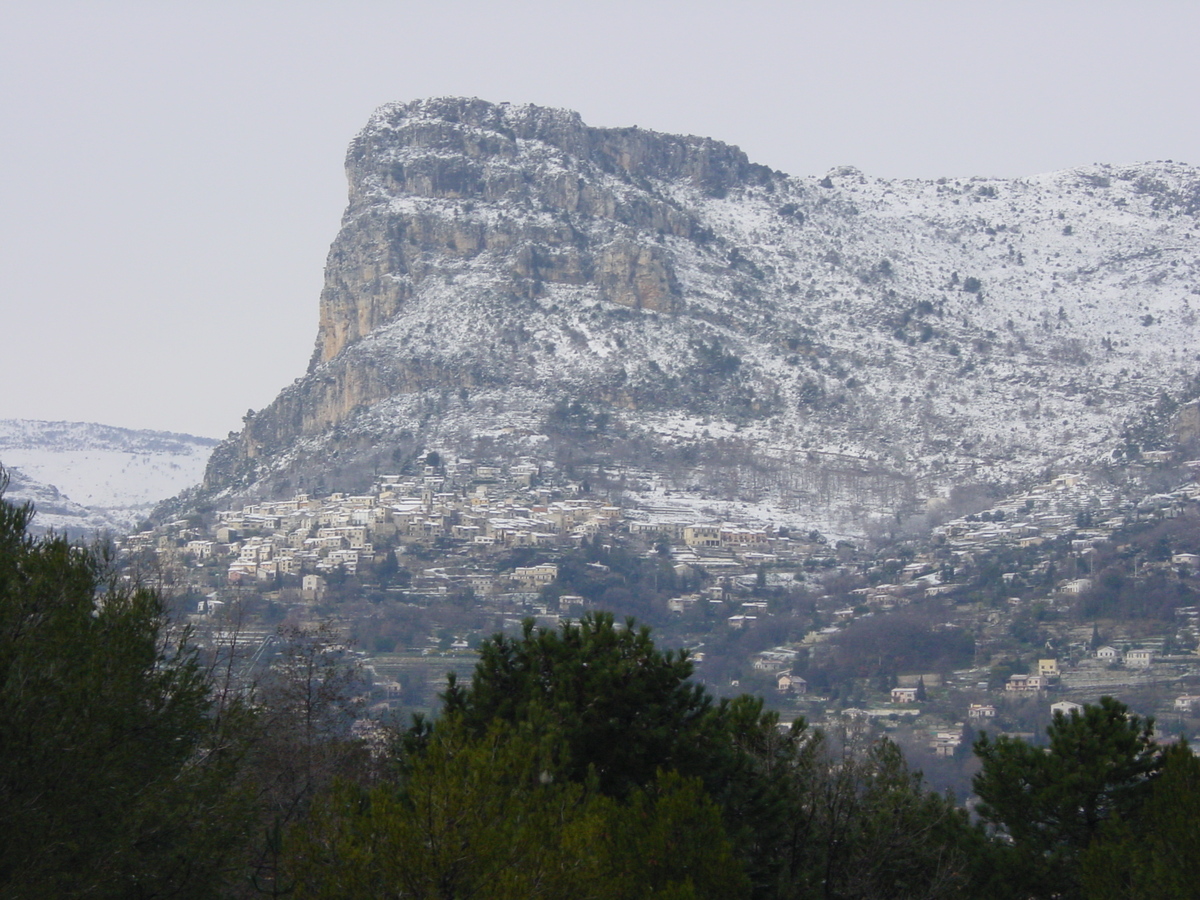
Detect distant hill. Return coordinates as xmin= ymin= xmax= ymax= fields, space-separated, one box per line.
xmin=0 ymin=420 xmax=217 ymax=535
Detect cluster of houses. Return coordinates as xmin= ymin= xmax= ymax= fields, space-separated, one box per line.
xmin=1095 ymin=645 xmax=1155 ymax=667
xmin=123 ymin=458 xmax=835 ymax=602
xmin=931 ymin=473 xmax=1122 ymax=554
xmin=121 ymin=452 xmax=1200 ymax=746
xmin=930 ymin=469 xmax=1200 ymax=563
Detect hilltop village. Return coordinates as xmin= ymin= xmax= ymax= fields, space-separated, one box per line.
xmin=125 ymin=453 xmax=1200 ymax=790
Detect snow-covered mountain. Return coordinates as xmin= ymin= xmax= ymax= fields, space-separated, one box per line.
xmin=0 ymin=420 xmax=217 ymax=534
xmin=201 ymin=98 xmax=1200 ymax=536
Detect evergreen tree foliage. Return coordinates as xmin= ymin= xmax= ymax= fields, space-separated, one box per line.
xmin=972 ymin=697 xmax=1165 ymax=900
xmin=0 ymin=472 xmax=250 ymax=898
xmin=1078 ymin=740 xmax=1200 ymax=900
xmin=288 ymin=721 xmax=750 ymax=900
xmin=438 ymin=612 xmax=813 ymax=896
xmin=434 ymin=612 xmax=981 ymax=899
xmin=441 ymin=612 xmax=715 ymax=798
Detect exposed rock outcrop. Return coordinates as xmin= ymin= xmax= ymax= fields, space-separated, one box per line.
xmin=309 ymin=99 xmax=771 ymax=369
xmin=202 ymin=98 xmax=1200 ymax=535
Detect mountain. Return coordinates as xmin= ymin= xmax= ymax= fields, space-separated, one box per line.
xmin=0 ymin=420 xmax=217 ymax=534
xmin=200 ymin=97 xmax=1200 ymax=536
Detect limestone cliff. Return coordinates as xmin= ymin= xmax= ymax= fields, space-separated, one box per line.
xmin=202 ymin=98 xmax=1200 ymax=535
xmin=310 ymin=98 xmax=769 ymax=368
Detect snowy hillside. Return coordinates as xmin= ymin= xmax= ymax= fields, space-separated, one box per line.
xmin=0 ymin=420 xmax=217 ymax=533
xmin=202 ymin=99 xmax=1200 ymax=537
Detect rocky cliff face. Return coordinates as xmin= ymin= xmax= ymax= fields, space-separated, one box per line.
xmin=203 ymin=98 xmax=1200 ymax=535
xmin=310 ymin=99 xmax=767 ymax=368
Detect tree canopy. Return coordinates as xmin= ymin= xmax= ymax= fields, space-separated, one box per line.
xmin=1079 ymin=740 xmax=1200 ymax=899
xmin=441 ymin=612 xmax=719 ymax=797
xmin=972 ymin=697 xmax=1166 ymax=900
xmin=289 ymin=720 xmax=750 ymax=900
xmin=0 ymin=474 xmax=248 ymax=898
xmin=433 ymin=612 xmax=980 ymax=900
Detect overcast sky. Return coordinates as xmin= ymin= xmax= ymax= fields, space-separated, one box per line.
xmin=2 ymin=1 xmax=1198 ymax=438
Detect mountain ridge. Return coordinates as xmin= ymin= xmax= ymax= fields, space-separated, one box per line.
xmin=199 ymin=98 xmax=1200 ymax=536
xmin=0 ymin=419 xmax=217 ymax=534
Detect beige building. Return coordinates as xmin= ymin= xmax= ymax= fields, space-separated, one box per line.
xmin=683 ymin=525 xmax=721 ymax=548
xmin=301 ymin=574 xmax=327 ymax=601
xmin=1125 ymin=648 xmax=1154 ymax=668
xmin=777 ymin=673 xmax=807 ymax=694
xmin=514 ymin=564 xmax=558 ymax=587
xmin=1006 ymin=674 xmax=1047 ymax=692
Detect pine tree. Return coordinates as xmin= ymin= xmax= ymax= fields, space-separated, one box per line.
xmin=0 ymin=471 xmax=248 ymax=898
xmin=288 ymin=721 xmax=750 ymax=900
xmin=972 ymin=697 xmax=1164 ymax=900
xmin=441 ymin=612 xmax=714 ymax=798
xmin=437 ymin=612 xmax=800 ymax=896
xmin=1079 ymin=740 xmax=1200 ymax=899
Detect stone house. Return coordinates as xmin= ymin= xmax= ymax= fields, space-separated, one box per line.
xmin=929 ymin=729 xmax=963 ymax=757
xmin=1006 ymin=674 xmax=1047 ymax=692
xmin=683 ymin=524 xmax=721 ymax=548
xmin=777 ymin=673 xmax=807 ymax=694
xmin=514 ymin=564 xmax=558 ymax=587
xmin=1125 ymin=648 xmax=1154 ymax=668
xmin=1058 ymin=578 xmax=1093 ymax=595
xmin=666 ymin=595 xmax=699 ymax=613
xmin=1123 ymin=648 xmax=1152 ymax=672
xmin=301 ymin=574 xmax=327 ymax=601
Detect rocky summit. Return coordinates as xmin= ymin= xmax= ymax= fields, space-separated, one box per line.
xmin=202 ymin=97 xmax=1200 ymax=536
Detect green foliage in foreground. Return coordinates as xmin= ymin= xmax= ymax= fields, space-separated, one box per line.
xmin=288 ymin=721 xmax=748 ymax=900
xmin=0 ymin=475 xmax=252 ymax=898
xmin=972 ymin=697 xmax=1178 ymax=900
xmin=383 ymin=613 xmax=980 ymax=900
xmin=441 ymin=615 xmax=714 ymax=798
xmin=1078 ymin=741 xmax=1200 ymax=899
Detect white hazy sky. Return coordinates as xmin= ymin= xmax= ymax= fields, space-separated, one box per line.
xmin=2 ymin=1 xmax=1198 ymax=438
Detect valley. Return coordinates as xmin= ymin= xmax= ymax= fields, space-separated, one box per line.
xmin=130 ymin=441 xmax=1200 ymax=795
